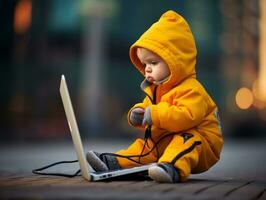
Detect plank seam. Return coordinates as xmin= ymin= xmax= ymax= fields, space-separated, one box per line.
xmin=224 ymin=181 xmax=254 ymax=197
xmin=194 ymin=181 xmax=228 ymax=194
xmin=255 ymin=188 xmax=266 ymax=200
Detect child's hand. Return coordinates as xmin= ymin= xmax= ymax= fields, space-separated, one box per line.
xmin=130 ymin=108 xmax=145 ymax=126
xmin=142 ymin=107 xmax=152 ymax=125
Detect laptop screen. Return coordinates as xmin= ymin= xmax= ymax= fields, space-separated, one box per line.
xmin=60 ymin=75 xmax=91 ymax=181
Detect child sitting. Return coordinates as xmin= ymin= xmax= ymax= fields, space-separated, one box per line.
xmin=86 ymin=10 xmax=223 ymax=183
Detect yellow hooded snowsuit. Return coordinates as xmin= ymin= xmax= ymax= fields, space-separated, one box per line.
xmin=116 ymin=10 xmax=223 ymax=182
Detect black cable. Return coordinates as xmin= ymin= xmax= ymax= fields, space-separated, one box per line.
xmin=149 ymin=134 xmax=160 ymax=162
xmin=138 ymin=126 xmax=151 ymax=163
xmin=32 ymin=86 xmax=175 ymax=177
xmin=32 ymin=132 xmax=177 ymax=177
xmin=32 ymin=160 xmax=81 ymax=178
xmin=137 ymin=86 xmax=157 ymax=163
xmin=101 ymin=131 xmax=177 ymax=163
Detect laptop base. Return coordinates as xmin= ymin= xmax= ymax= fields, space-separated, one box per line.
xmin=90 ymin=163 xmax=156 ymax=181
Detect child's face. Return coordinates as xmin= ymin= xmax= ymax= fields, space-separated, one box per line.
xmin=137 ymin=48 xmax=170 ymax=84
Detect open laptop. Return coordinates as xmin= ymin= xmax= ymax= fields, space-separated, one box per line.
xmin=60 ymin=75 xmax=155 ymax=181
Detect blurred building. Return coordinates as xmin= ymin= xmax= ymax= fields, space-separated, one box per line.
xmin=0 ymin=0 xmax=265 ymax=141
xmin=220 ymin=0 xmax=266 ymax=137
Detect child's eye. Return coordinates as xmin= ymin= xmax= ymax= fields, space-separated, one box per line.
xmin=151 ymin=61 xmax=158 ymax=65
xmin=142 ymin=63 xmax=146 ymax=67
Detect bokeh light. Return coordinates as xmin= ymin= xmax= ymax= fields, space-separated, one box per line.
xmin=235 ymin=87 xmax=254 ymax=109
xmin=14 ymin=0 xmax=32 ymax=34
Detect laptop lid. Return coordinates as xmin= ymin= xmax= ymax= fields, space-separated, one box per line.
xmin=60 ymin=75 xmax=91 ymax=181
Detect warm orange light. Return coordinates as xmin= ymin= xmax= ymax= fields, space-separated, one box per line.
xmin=252 ymin=80 xmax=266 ymax=109
xmin=235 ymin=87 xmax=254 ymax=109
xmin=258 ymin=0 xmax=266 ymax=101
xmin=14 ymin=0 xmax=32 ymax=34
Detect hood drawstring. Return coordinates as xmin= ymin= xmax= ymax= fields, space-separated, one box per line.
xmin=138 ymin=86 xmax=159 ymax=163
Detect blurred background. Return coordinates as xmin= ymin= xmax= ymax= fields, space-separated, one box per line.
xmin=0 ymin=0 xmax=266 ymax=142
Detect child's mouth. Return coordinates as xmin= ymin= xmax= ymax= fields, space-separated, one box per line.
xmin=147 ymin=76 xmax=154 ymax=82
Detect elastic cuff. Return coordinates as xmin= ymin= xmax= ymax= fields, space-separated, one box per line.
xmin=127 ymin=106 xmax=145 ymax=128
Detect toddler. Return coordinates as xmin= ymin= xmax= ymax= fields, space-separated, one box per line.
xmin=86 ymin=10 xmax=223 ymax=183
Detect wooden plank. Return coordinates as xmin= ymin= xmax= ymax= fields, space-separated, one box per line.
xmin=105 ymin=181 xmax=138 ymax=187
xmin=1 ymin=175 xmax=138 ymax=188
xmin=143 ymin=182 xmax=183 ymax=193
xmin=257 ymin=189 xmax=266 ymax=200
xmin=66 ymin=181 xmax=163 ymax=199
xmin=174 ymin=180 xmax=251 ymax=200
xmin=0 ymin=172 xmax=148 ymax=188
xmin=196 ymin=180 xmax=248 ymax=197
xmin=0 ymin=184 xmax=167 ymax=200
xmin=0 ymin=175 xmax=78 ymax=187
xmin=224 ymin=181 xmax=266 ymax=200
xmin=168 ymin=179 xmax=225 ymax=194
xmin=121 ymin=180 xmax=157 ymax=191
xmin=110 ymin=179 xmax=227 ymax=199
xmin=0 ymin=182 xmax=143 ymax=199
xmin=156 ymin=179 xmax=226 ymax=199
xmin=1 ymin=173 xmax=266 ymax=200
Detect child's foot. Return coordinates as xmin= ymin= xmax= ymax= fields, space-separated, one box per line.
xmin=148 ymin=163 xmax=179 ymax=183
xmin=86 ymin=151 xmax=120 ymax=172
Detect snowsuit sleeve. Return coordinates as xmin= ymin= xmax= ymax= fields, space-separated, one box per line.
xmin=150 ymin=89 xmax=208 ymax=132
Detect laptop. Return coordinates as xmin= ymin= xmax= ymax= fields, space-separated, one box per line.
xmin=60 ymin=75 xmax=155 ymax=181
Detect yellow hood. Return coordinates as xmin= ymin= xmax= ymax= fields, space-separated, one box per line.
xmin=130 ymin=10 xmax=197 ymax=89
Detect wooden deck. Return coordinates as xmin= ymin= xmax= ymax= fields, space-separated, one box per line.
xmin=0 ymin=139 xmax=266 ymax=199
xmin=0 ymin=172 xmax=265 ymax=199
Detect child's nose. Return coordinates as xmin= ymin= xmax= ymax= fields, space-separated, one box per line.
xmin=145 ymin=66 xmax=152 ymax=73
